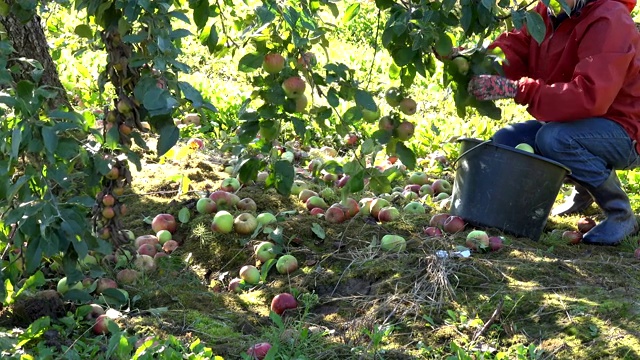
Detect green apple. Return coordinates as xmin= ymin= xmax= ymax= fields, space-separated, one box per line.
xmin=276 ymin=254 xmax=299 ymax=274
xmin=380 ymin=234 xmax=406 ymax=251
xmin=254 ymin=241 xmax=277 ymax=262
xmin=57 ymin=276 xmax=84 ymax=294
xmin=385 ymin=87 xmax=403 ymax=107
xmin=156 ymin=230 xmax=172 ymax=244
xmin=403 ymin=201 xmax=425 ymax=214
xmin=256 ymin=212 xmax=277 ymax=226
xmin=211 ymin=211 xmax=234 ymax=233
xmin=196 ymin=198 xmax=217 ymax=214
xmin=234 ymin=213 xmax=258 ymax=235
xmin=239 ymin=265 xmax=261 ymax=285
xmin=290 ymin=180 xmax=308 ymax=196
xmin=515 ymin=143 xmax=535 ymax=153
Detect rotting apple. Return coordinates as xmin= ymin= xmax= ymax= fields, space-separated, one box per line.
xmin=237 ymin=198 xmax=258 ymax=212
xmin=380 ymin=234 xmax=407 ymax=251
xmin=134 ymin=254 xmax=156 ymax=272
xmin=151 ymin=214 xmax=177 ymax=234
xmin=239 ymin=265 xmax=261 ymax=285
xmin=443 ymin=215 xmax=465 ymax=234
xmin=116 ymin=269 xmax=139 ymax=285
xmin=310 ymin=207 xmax=325 ymax=216
xmin=234 ymin=213 xmax=259 ymax=235
xmin=255 ymin=241 xmax=277 ymax=263
xmin=466 ymin=230 xmax=490 ymax=251
xmin=134 ymin=234 xmax=159 ymax=249
xmin=270 ymin=292 xmax=298 ymax=315
xmin=187 ymin=138 xmax=204 ymax=150
xmin=162 ymin=240 xmax=179 ymax=254
xmin=276 ymin=254 xmax=299 ymax=274
xmin=95 ymin=278 xmax=118 ymax=295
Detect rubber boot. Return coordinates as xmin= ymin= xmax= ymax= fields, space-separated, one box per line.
xmin=581 ymin=172 xmax=639 ymax=246
xmin=551 ymin=183 xmax=594 ymax=217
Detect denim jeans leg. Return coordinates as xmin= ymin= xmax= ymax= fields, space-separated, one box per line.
xmin=491 ymin=120 xmax=544 ymax=148
xmin=534 ymin=118 xmax=639 ymax=187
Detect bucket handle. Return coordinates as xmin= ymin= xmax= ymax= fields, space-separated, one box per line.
xmin=450 ymin=139 xmax=493 ymax=170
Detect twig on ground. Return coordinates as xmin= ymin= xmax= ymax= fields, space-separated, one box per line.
xmin=472 ymin=299 xmax=504 ymax=342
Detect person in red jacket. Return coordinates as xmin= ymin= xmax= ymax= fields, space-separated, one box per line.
xmin=467 ymin=0 xmax=640 ymax=245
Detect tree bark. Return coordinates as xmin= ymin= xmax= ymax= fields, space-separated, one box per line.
xmin=0 ymin=11 xmax=71 ymax=110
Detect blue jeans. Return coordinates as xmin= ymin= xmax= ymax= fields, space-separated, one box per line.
xmin=492 ymin=118 xmax=640 ymax=187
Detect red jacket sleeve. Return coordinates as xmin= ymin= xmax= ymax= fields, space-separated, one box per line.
xmin=514 ymin=16 xmax=636 ymax=122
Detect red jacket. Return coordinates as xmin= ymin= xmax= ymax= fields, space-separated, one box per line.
xmin=490 ymin=0 xmax=640 ymax=151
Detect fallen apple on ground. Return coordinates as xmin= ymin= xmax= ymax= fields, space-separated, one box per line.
xmin=488 ymin=236 xmax=504 ymax=251
xmin=380 ymin=234 xmax=407 ymax=251
xmin=563 ymin=230 xmax=583 ymax=245
xmin=234 ymin=213 xmax=258 ymax=235
xmin=93 ymin=314 xmax=114 ymax=335
xmin=239 ymin=265 xmax=261 ymax=285
xmin=116 ymin=269 xmax=139 ymax=285
xmin=255 ymin=241 xmax=277 ymax=262
xmin=156 ymin=230 xmax=172 ymax=244
xmin=443 ymin=216 xmax=465 ymax=234
xmin=299 ymin=189 xmax=319 ymax=203
xmin=378 ymin=206 xmax=401 ymax=222
xmin=247 ymin=342 xmax=272 ymax=360
xmin=134 ymin=254 xmax=156 ymax=272
xmin=151 ymin=214 xmax=177 ymax=234
xmin=423 ymin=226 xmax=443 ymax=237
xmin=228 ymin=278 xmax=244 ymax=293
xmin=95 ymin=278 xmax=118 ymax=294
xmin=271 ymin=292 xmax=298 ymax=315
xmin=431 ymin=179 xmax=452 ymax=195
xmin=212 ymin=211 xmax=234 ymax=233
xmin=276 ymin=254 xmax=299 ymax=274
xmin=577 ymin=217 xmax=596 ymax=233
xmin=429 ymin=213 xmax=450 ymax=229
xmin=196 ymin=198 xmax=217 ymax=214
xmin=403 ymin=201 xmax=425 ymax=214
xmin=256 ymin=212 xmax=277 ymax=226
xmin=237 ymin=198 xmax=257 ymax=212
xmin=220 ymin=177 xmax=241 ymax=192
xmin=162 ymin=240 xmax=179 ymax=253
xmin=325 ymin=204 xmax=346 ymax=224
xmin=465 ymin=230 xmax=490 ymax=251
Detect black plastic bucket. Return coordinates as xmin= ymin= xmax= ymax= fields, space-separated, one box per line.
xmin=449 ymin=138 xmax=571 ymax=241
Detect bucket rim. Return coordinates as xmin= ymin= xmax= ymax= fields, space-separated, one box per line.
xmin=456 ymin=137 xmax=572 ymax=174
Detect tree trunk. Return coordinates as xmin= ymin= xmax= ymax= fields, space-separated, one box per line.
xmin=0 ymin=11 xmax=71 ymax=110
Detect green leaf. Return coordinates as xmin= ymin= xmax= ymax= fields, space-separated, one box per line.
xmin=101 ymin=288 xmax=129 ymax=305
xmin=178 ymin=81 xmax=204 ymax=108
xmin=193 ymin=0 xmax=210 ymax=30
xmin=392 ymin=48 xmax=416 ymax=67
xmin=178 ymin=207 xmax=190 ymax=224
xmin=269 ymin=311 xmax=284 ymax=329
xmin=361 ymin=139 xmax=375 ymax=155
xmin=434 ymin=34 xmax=453 ymax=58
xmin=396 ymin=143 xmax=416 ymax=170
xmin=238 ymin=53 xmax=264 ymax=73
xmin=206 ymin=25 xmax=219 ymax=52
xmin=369 ymin=175 xmax=391 ymax=194
xmin=481 ymin=0 xmax=495 ymax=10
xmin=11 ymin=126 xmax=22 ymax=160
xmin=238 ymin=157 xmax=260 ymax=184
xmin=346 ymin=170 xmax=365 ymax=194
xmin=260 ymin=258 xmax=277 ymax=283
xmin=525 ymin=11 xmax=546 ymax=45
xmin=354 ymin=89 xmax=377 ymax=112
xmin=41 ymin=126 xmax=58 ymax=154
xmin=342 ymin=3 xmax=360 ymax=23
xmin=16 ymin=80 xmax=34 ymax=98
xmin=15 ymin=270 xmax=45 ymax=298
xmin=311 ymin=223 xmax=325 ymax=239
xmin=273 ymin=160 xmax=294 ymax=196
xmin=74 ymin=24 xmax=93 ymax=38
xmin=157 ymin=125 xmax=180 ymax=157
xmin=143 ymin=87 xmax=167 ymax=111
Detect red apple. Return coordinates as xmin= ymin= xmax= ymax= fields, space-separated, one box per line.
xmin=341 ymin=198 xmax=360 ymax=219
xmin=247 ymin=342 xmax=272 ymax=360
xmin=431 ymin=179 xmax=452 ymax=195
xmin=220 ymin=177 xmax=241 ymax=192
xmin=378 ymin=116 xmax=395 ymax=132
xmin=577 ymin=217 xmax=596 ymax=234
xmin=345 ymin=134 xmax=358 ymax=147
xmin=102 ymin=194 xmax=116 ymax=206
xmin=135 ymin=234 xmax=159 ymax=249
xmin=151 ymin=214 xmax=177 ymax=234
xmin=187 ymin=138 xmax=204 ymax=150
xmin=325 ymin=204 xmax=346 ymax=224
xmin=209 ymin=190 xmax=239 ymax=210
xmin=378 ymin=206 xmax=400 ymax=222
xmin=228 ymin=278 xmax=244 ymax=293
xmin=369 ymin=198 xmax=391 ymax=219
xmin=423 ymin=226 xmax=443 ymax=237
xmin=336 ymin=175 xmax=350 ymax=188
xmin=93 ymin=314 xmax=112 ymax=335
xmin=95 ymin=278 xmax=118 ymax=294
xmin=102 ymin=206 xmax=115 ymax=219
xmin=563 ymin=230 xmax=583 ymax=245
xmin=634 ymin=248 xmax=640 ymax=259
xmin=137 ymin=243 xmax=157 ymax=257
xmin=488 ymin=236 xmax=504 ymax=251
xmin=282 ymin=76 xmax=306 ymax=98
xmin=263 ymin=53 xmax=285 ymax=74
xmin=84 ymin=304 xmax=105 ymax=321
xmin=443 ymin=215 xmax=465 ymax=234
xmin=429 ymin=213 xmax=450 ymax=228
xmin=404 ymin=184 xmax=422 ymax=194
xmin=270 ymin=292 xmax=298 ymax=315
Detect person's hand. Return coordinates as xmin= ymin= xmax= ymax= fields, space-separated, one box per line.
xmin=468 ymin=75 xmax=518 ymax=101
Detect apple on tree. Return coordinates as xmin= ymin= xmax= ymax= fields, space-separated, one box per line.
xmin=394 ymin=121 xmax=415 ymax=141
xmin=399 ymin=98 xmax=417 ymax=115
xmin=282 ymin=76 xmax=306 ymax=98
xmin=385 ymin=87 xmax=403 ymax=107
xmin=263 ymin=53 xmax=285 ymax=74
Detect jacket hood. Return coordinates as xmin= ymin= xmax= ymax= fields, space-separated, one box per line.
xmin=615 ymin=0 xmax=636 ymax=12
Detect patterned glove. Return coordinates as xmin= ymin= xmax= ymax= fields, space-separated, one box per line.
xmin=468 ymin=75 xmax=518 ymax=101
